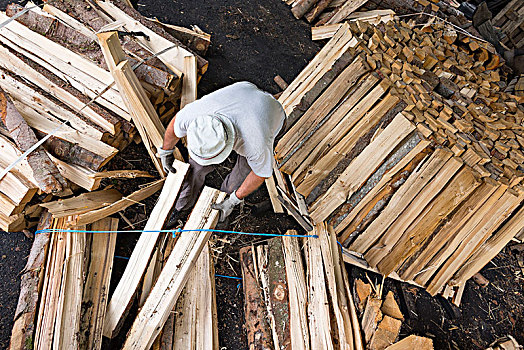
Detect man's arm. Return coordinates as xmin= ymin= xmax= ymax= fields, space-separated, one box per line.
xmin=235 ymin=171 xmax=266 ymax=199
xmin=162 ymin=115 xmax=180 ymax=150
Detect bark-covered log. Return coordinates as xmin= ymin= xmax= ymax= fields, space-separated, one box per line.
xmin=8 ymin=211 xmax=52 ymax=350
xmin=240 ymin=247 xmax=275 ymax=350
xmin=0 ymin=88 xmax=67 ymax=194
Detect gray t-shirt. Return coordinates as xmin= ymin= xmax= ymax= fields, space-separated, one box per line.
xmin=174 ymin=82 xmax=285 ymax=177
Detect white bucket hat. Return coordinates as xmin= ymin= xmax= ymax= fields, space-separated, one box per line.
xmin=186 ymin=114 xmax=236 ymax=166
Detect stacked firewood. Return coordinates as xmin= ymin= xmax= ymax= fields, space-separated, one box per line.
xmin=10 ymin=210 xmax=119 ymax=350
xmin=240 ymin=227 xmax=364 ymax=350
xmin=272 ymin=20 xmax=523 ymax=299
xmin=492 ymin=0 xmax=524 ymax=49
xmin=0 ymin=0 xmax=208 ymax=231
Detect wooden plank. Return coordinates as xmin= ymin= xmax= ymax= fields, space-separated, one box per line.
xmin=40 ymin=189 xmax=123 ymax=218
xmin=47 ymin=153 xmax=101 ymax=191
xmin=97 ymin=31 xmax=171 ymax=175
xmin=276 ymin=56 xmax=369 ymax=164
xmin=0 ymin=87 xmax=68 ymax=194
xmin=282 ymin=233 xmax=310 ymax=350
xmin=54 ymin=228 xmax=86 ymax=349
xmin=307 ymin=224 xmax=334 ymax=349
xmin=266 ymin=176 xmax=285 ymax=213
xmin=96 ymin=0 xmax=194 ymax=77
xmin=376 ymin=167 xmax=480 ymax=275
xmin=8 ymin=212 xmax=51 ymax=350
xmin=278 ymin=23 xmax=354 ymax=116
xmin=287 ymin=74 xmax=384 ymax=178
xmin=103 ymin=163 xmax=189 ymax=338
xmin=74 ymin=179 xmax=164 ymax=226
xmin=325 ymin=0 xmax=369 ymax=25
xmin=336 ymin=140 xmax=431 ymax=241
xmin=240 ymin=246 xmax=275 ymax=350
xmin=79 ymin=218 xmax=118 ymax=350
xmin=122 ymin=187 xmax=226 ymax=350
xmin=365 ymin=156 xmax=463 ymax=269
xmin=180 ymin=55 xmax=198 ymax=109
xmin=320 ymin=224 xmax=354 ymax=348
xmin=426 ymin=187 xmax=521 ymax=295
xmin=349 ymin=148 xmax=453 ymax=254
xmin=309 ymin=114 xmax=415 ymax=223
xmin=171 ymin=243 xmax=218 ymax=350
xmin=400 ymin=178 xmax=499 ymax=282
xmin=295 ymin=90 xmax=397 ymax=196
xmin=34 ymin=222 xmax=67 ymax=349
xmin=451 ymin=205 xmax=524 ymax=285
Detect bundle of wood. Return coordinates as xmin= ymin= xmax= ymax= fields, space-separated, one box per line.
xmin=492 ymin=0 xmax=524 ymax=49
xmin=240 ymin=226 xmax=364 ymax=350
xmin=0 ymin=0 xmax=207 ymax=231
xmin=272 ymin=21 xmax=524 ymax=299
xmin=10 ymin=211 xmax=119 ymax=349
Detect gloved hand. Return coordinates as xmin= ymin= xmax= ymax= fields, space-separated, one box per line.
xmin=157 ymin=148 xmax=176 ymax=174
xmin=212 ymin=191 xmax=243 ymax=222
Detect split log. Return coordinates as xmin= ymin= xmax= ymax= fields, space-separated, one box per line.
xmin=8 ymin=212 xmax=52 ymax=350
xmin=241 ymin=245 xmax=276 ymax=350
xmin=152 ymin=21 xmax=211 ymax=56
xmin=74 ymin=179 xmax=164 ymax=226
xmin=40 ymin=189 xmax=123 ymax=218
xmin=103 ymin=162 xmax=188 ymax=338
xmin=79 ymin=218 xmax=118 ymax=350
xmin=291 ymin=0 xmax=320 ymax=19
xmin=122 ymin=187 xmax=225 ymax=349
xmin=0 ymin=88 xmax=67 ymax=194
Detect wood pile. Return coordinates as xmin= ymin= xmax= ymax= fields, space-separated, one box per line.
xmin=492 ymin=0 xmax=524 ymax=49
xmin=10 ymin=210 xmax=119 ymax=350
xmin=0 ymin=0 xmax=207 ymax=231
xmin=272 ymin=21 xmax=524 ymax=299
xmin=353 ymin=278 xmax=434 ymax=349
xmin=240 ymin=226 xmax=364 ymax=350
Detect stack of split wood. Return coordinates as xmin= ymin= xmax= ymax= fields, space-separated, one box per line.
xmin=240 ymin=225 xmax=364 ymax=350
xmin=10 ymin=211 xmax=119 ymax=349
xmin=272 ymin=21 xmax=524 ymax=300
xmin=492 ymin=0 xmax=524 ymax=49
xmin=0 ymin=0 xmax=208 ymax=231
xmin=353 ymin=278 xmax=433 ymax=349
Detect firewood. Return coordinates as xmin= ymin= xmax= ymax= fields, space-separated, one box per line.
xmin=103 ymin=163 xmax=188 ymax=339
xmin=0 ymin=88 xmax=67 ymax=194
xmin=8 ymin=212 xmax=51 ymax=350
xmin=384 ymin=335 xmax=433 ymax=349
xmin=122 ymin=187 xmax=225 ymax=350
xmin=380 ymin=291 xmax=404 ymax=320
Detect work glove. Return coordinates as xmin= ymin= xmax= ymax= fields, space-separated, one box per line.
xmin=157 ymin=148 xmax=176 ymax=174
xmin=212 ymin=191 xmax=243 ymax=222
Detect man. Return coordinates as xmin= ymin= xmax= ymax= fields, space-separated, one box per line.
xmin=159 ymin=81 xmax=285 ymax=226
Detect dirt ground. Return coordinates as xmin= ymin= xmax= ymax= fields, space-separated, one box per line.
xmin=0 ymin=0 xmax=523 ymax=349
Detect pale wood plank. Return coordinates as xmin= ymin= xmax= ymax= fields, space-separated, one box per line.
xmin=40 ymin=189 xmax=122 ymax=218
xmin=180 ymin=55 xmax=198 ymax=109
xmin=365 ymin=156 xmax=463 ymax=269
xmin=309 ymin=114 xmax=415 ymax=223
xmin=74 ymin=179 xmax=164 ymax=226
xmin=103 ymin=163 xmax=189 ymax=338
xmin=122 ymin=187 xmax=226 ymax=349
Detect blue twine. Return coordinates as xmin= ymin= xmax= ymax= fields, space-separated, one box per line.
xmin=114 ymin=255 xmax=130 ymax=260
xmin=215 ymin=274 xmax=242 ymax=280
xmin=35 ymin=228 xmax=318 ymax=239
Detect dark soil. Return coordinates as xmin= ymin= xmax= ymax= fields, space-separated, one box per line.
xmin=0 ymin=1 xmax=524 ymax=350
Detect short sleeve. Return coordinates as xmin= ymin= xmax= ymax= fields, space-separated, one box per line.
xmin=246 ymin=148 xmax=274 ymax=178
xmin=173 ymin=115 xmax=187 ymax=138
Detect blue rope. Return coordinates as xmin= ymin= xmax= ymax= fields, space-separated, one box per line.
xmin=35 ymin=228 xmax=318 ymax=239
xmin=215 ymin=274 xmax=242 ymax=280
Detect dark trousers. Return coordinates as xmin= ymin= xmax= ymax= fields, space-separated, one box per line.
xmin=175 ymin=155 xmax=252 ymax=211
